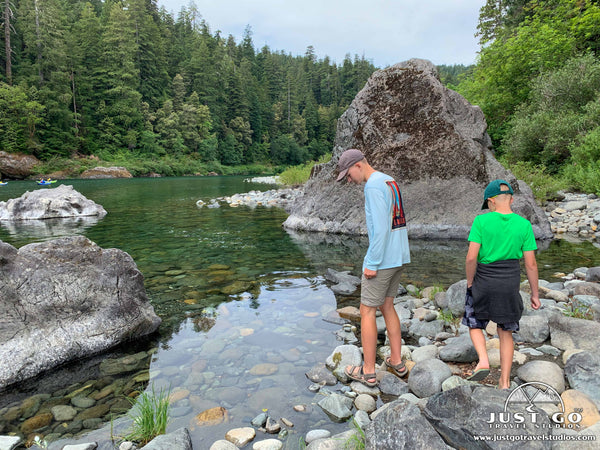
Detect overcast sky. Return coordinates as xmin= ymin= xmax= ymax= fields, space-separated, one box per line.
xmin=156 ymin=0 xmax=485 ymax=68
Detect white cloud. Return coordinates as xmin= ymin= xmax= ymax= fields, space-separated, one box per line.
xmin=157 ymin=0 xmax=484 ymax=67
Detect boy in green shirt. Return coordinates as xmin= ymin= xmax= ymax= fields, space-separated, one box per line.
xmin=463 ymin=180 xmax=540 ymax=389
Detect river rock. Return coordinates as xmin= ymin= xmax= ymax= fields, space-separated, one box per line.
xmin=305 ymin=429 xmax=332 ymax=444
xmin=424 ymin=385 xmax=552 ymax=448
xmin=0 ymin=436 xmax=21 ymax=450
xmin=410 ymin=345 xmax=439 ymax=363
xmin=408 ymin=319 xmax=445 ymax=342
xmin=317 ymin=393 xmax=353 ymax=422
xmin=0 ymin=184 xmax=107 ymax=220
xmin=51 ymin=404 xmax=78 ymax=421
xmin=62 ymin=444 xmax=97 ymax=450
xmin=305 ymin=364 xmax=338 ymax=385
xmin=379 ymin=371 xmax=410 ymax=397
xmin=364 ymin=398 xmax=447 ymax=449
xmin=572 ymin=282 xmax=600 ymax=297
xmin=324 ymin=268 xmax=361 ymax=295
xmin=143 ymin=427 xmax=192 ymax=450
xmin=325 ymin=345 xmax=362 ymax=383
xmin=354 ymin=393 xmax=376 ymax=413
xmin=80 ymin=166 xmax=133 ymax=179
xmin=586 ymin=267 xmax=600 ymax=282
xmin=564 ymin=351 xmax=600 ymax=408
xmin=0 ymin=236 xmax=161 ymax=389
xmin=548 ymin=313 xmax=600 ymax=352
xmin=407 ymin=358 xmax=452 ymax=398
xmin=446 ymin=279 xmax=467 ymax=318
xmin=209 ymin=441 xmax=237 ymax=450
xmin=0 ymin=151 xmax=40 ymax=179
xmin=438 ymin=335 xmax=478 ymax=362
xmin=561 ymin=390 xmax=600 ymax=428
xmin=225 ymin=427 xmax=256 ymax=447
xmin=252 ymin=439 xmax=283 ymax=450
xmin=283 ymin=59 xmax=552 ymax=240
xmin=519 ymin=314 xmax=551 ymax=344
xmin=573 ymin=295 xmax=600 ymax=309
xmin=516 ymin=360 xmax=565 ymax=393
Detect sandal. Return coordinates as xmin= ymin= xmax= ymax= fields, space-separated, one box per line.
xmin=344 ymin=365 xmax=377 ymax=387
xmin=385 ymin=357 xmax=408 ymax=378
xmin=466 ymin=368 xmax=490 ymax=381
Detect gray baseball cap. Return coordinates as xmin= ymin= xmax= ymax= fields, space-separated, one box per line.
xmin=336 ymin=149 xmax=365 ymax=182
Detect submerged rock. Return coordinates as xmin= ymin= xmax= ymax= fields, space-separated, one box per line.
xmin=284 ymin=58 xmax=552 ymax=240
xmin=0 ymin=236 xmax=161 ymax=390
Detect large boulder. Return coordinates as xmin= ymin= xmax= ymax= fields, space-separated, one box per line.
xmin=0 ymin=236 xmax=161 ymax=389
xmin=283 ymin=59 xmax=552 ymax=240
xmin=80 ymin=166 xmax=132 ymax=179
xmin=0 ymin=151 xmax=40 ymax=179
xmin=0 ymin=184 xmax=107 ymax=221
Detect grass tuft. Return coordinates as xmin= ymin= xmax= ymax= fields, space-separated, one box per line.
xmin=125 ymin=384 xmax=171 ymax=445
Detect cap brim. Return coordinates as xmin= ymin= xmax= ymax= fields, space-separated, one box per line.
xmin=336 ymin=169 xmax=348 ymax=182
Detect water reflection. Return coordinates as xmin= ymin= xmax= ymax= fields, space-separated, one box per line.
xmin=0 ymin=216 xmax=102 ymax=241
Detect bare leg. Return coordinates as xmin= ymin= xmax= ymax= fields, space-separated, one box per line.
xmin=358 ymin=303 xmax=378 ymax=377
xmin=497 ymin=328 xmax=514 ymax=389
xmin=469 ymin=328 xmax=490 ymax=371
xmin=380 ymin=296 xmax=402 ymax=365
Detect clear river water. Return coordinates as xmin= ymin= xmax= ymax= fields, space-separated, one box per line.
xmin=1 ymin=176 xmax=600 ymax=449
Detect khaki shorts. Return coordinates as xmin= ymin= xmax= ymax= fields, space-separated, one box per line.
xmin=361 ymin=267 xmax=403 ymax=307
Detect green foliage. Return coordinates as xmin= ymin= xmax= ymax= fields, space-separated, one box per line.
xmin=564 ymin=127 xmax=600 ymax=195
xmin=458 ymin=0 xmax=593 ymax=147
xmin=498 ymin=157 xmax=568 ymax=203
xmin=437 ymin=64 xmax=473 ymax=88
xmin=438 ymin=309 xmax=461 ymax=329
xmin=125 ymin=384 xmax=171 ymax=445
xmin=0 ymin=83 xmax=44 ymax=153
xmin=502 ymin=54 xmax=600 ymax=172
xmin=563 ymin=305 xmax=594 ymax=320
xmin=278 ymin=154 xmax=331 ymax=185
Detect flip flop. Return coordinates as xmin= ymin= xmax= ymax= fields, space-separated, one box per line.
xmin=385 ymin=357 xmax=408 ymax=378
xmin=466 ymin=368 xmax=490 ymax=381
xmin=344 ymin=365 xmax=377 ymax=387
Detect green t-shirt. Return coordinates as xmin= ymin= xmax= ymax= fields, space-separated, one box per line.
xmin=468 ymin=212 xmax=537 ymax=264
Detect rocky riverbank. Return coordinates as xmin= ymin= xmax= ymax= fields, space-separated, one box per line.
xmin=4 ymin=265 xmax=597 ymax=449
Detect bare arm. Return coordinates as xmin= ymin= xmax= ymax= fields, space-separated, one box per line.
xmin=465 ymin=242 xmax=480 ymax=288
xmin=523 ymin=250 xmax=540 ymax=310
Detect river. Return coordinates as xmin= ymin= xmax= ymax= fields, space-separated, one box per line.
xmin=1 ymin=177 xmax=599 ymax=448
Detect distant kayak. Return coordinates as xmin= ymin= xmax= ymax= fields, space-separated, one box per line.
xmin=37 ymin=180 xmax=57 ymax=185
xmin=0 ymin=182 xmax=7 ymax=186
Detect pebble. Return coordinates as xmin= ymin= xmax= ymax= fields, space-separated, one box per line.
xmin=305 ymin=429 xmax=332 ymax=443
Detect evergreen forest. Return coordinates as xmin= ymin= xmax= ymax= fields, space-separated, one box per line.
xmin=0 ymin=0 xmax=377 ymax=171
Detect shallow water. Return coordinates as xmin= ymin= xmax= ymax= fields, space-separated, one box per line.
xmin=1 ymin=177 xmax=599 ymax=448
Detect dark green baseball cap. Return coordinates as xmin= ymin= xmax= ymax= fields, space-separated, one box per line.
xmin=482 ymin=179 xmax=514 ymax=209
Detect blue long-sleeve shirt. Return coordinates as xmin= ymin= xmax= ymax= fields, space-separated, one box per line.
xmin=363 ymin=172 xmax=411 ymax=271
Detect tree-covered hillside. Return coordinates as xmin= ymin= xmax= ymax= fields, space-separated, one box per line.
xmin=0 ymin=0 xmax=376 ymax=167
xmin=456 ymin=0 xmax=600 ymax=195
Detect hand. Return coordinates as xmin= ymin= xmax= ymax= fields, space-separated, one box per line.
xmin=364 ymin=268 xmax=377 ymax=279
xmin=531 ymin=295 xmax=541 ymax=310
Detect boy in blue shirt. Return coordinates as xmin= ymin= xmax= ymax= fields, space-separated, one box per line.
xmin=336 ymin=149 xmax=411 ymax=386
